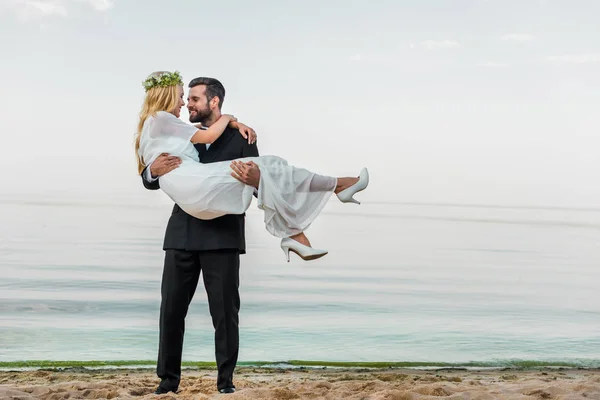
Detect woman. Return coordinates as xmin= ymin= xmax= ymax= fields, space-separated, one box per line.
xmin=135 ymin=71 xmax=368 ymax=262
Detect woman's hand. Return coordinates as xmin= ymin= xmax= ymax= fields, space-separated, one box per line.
xmin=236 ymin=122 xmax=257 ymax=144
xmin=228 ymin=118 xmax=257 ymax=144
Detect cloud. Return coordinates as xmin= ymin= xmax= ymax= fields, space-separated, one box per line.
xmin=545 ymin=54 xmax=600 ymax=64
xmin=2 ymin=0 xmax=113 ymax=21
xmin=349 ymin=54 xmax=362 ymax=62
xmin=79 ymin=0 xmax=113 ymax=11
xmin=419 ymin=40 xmax=460 ymax=49
xmin=4 ymin=0 xmax=68 ymax=20
xmin=501 ymin=33 xmax=534 ymax=42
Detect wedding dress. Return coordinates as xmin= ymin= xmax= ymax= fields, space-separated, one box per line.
xmin=138 ymin=111 xmax=337 ymax=238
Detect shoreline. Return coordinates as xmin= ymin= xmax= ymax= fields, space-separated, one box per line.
xmin=1 ymin=366 xmax=599 ymax=399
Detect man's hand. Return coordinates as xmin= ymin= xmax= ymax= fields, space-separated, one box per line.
xmin=230 ymin=160 xmax=260 ymax=189
xmin=150 ymin=153 xmax=181 ymax=178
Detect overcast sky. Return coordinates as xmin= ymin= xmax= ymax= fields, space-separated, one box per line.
xmin=0 ymin=0 xmax=598 ymax=208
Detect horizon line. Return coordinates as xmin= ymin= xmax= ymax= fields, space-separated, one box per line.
xmin=0 ymin=196 xmax=598 ymax=213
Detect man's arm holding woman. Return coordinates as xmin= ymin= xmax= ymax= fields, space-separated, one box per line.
xmin=141 ymin=154 xmax=181 ymax=190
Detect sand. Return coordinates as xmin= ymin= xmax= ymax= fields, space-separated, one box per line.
xmin=1 ymin=367 xmax=599 ymax=399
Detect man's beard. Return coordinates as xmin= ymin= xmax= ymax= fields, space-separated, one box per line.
xmin=188 ymin=106 xmax=213 ymax=124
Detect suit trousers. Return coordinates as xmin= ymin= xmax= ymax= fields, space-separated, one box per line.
xmin=156 ymin=248 xmax=240 ymax=391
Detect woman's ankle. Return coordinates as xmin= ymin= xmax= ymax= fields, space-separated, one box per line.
xmin=335 ymin=177 xmax=359 ymax=194
xmin=290 ymin=232 xmax=311 ymax=247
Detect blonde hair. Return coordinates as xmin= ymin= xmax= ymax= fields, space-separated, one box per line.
xmin=134 ymin=71 xmax=180 ymax=175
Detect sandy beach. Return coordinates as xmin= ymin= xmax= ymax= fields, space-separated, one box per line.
xmin=1 ymin=367 xmax=599 ymax=400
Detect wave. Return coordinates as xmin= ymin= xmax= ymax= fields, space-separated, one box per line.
xmin=319 ymin=210 xmax=600 ymax=230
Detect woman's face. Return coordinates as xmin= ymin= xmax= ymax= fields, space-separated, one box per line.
xmin=172 ymin=85 xmax=185 ymax=118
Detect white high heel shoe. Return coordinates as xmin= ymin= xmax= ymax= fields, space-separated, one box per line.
xmin=280 ymin=237 xmax=328 ymax=262
xmin=336 ymin=167 xmax=369 ymax=204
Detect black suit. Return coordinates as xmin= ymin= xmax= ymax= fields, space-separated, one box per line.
xmin=142 ymin=127 xmax=258 ymax=392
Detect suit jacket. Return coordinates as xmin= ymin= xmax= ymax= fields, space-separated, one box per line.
xmin=142 ymin=126 xmax=259 ymax=253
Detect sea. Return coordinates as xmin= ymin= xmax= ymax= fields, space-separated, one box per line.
xmin=1 ymin=193 xmax=599 ymax=368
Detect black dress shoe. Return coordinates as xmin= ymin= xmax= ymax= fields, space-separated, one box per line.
xmin=154 ymin=386 xmax=177 ymax=395
xmin=218 ymin=387 xmax=236 ymax=394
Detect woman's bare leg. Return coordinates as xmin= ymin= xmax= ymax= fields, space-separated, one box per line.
xmin=309 ymin=175 xmax=359 ymax=194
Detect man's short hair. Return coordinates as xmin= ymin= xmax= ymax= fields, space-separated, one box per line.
xmin=188 ymin=77 xmax=225 ymax=109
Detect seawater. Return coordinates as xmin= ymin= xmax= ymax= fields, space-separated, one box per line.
xmin=1 ymin=194 xmax=599 ymax=367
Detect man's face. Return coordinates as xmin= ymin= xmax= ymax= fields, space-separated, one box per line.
xmin=187 ymin=85 xmax=213 ymax=123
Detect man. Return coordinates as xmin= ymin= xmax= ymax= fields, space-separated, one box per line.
xmin=142 ymin=77 xmax=260 ymax=394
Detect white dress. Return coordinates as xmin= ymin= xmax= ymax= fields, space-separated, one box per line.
xmin=138 ymin=111 xmax=336 ymax=238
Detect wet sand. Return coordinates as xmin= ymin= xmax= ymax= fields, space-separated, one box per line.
xmin=1 ymin=367 xmax=599 ymax=399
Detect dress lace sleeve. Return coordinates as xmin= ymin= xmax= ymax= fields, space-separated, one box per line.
xmin=152 ymin=111 xmax=198 ymax=142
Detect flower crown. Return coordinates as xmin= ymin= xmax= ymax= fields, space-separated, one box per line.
xmin=142 ymin=71 xmax=184 ymax=92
